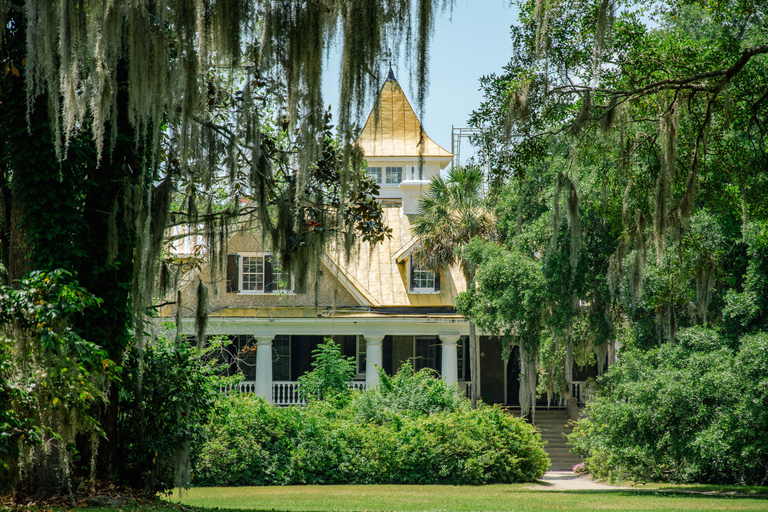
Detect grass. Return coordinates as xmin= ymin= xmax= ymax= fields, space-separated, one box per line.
xmin=619 ymin=482 xmax=768 ymax=495
xmin=164 ymin=484 xmax=768 ymax=512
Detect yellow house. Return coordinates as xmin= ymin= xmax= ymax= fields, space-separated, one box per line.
xmin=165 ymin=72 xmax=581 ymax=407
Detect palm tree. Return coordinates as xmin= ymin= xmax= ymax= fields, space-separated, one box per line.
xmin=412 ymin=166 xmax=496 ymax=408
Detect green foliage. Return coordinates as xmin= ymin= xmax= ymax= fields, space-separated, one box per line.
xmin=0 ymin=269 xmax=115 ymax=495
xmin=194 ymin=365 xmax=549 ymax=486
xmin=568 ymin=326 xmax=768 ymax=484
xmin=191 ymin=394 xmax=301 ymax=486
xmin=353 ymin=365 xmax=468 ymax=423
xmin=458 ymin=238 xmax=545 ymax=347
xmin=723 ymin=221 xmax=768 ymax=336
xmin=297 ymin=338 xmax=356 ymax=404
xmin=116 ymin=329 xmax=222 ymax=492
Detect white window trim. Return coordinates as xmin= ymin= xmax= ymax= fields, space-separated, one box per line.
xmin=408 ymin=257 xmax=439 ymax=295
xmin=238 ymin=252 xmax=294 ymax=295
xmin=385 ymin=166 xmax=403 ymax=185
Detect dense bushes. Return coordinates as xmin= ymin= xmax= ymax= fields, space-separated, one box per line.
xmin=354 ymin=365 xmax=469 ymax=422
xmin=194 ymin=366 xmax=549 ymax=486
xmin=568 ymin=327 xmax=768 ymax=484
xmin=116 ymin=331 xmax=221 ymax=491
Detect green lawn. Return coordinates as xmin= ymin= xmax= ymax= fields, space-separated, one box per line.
xmin=164 ymin=484 xmax=768 ymax=512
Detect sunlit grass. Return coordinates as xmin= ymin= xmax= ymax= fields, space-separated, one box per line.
xmin=164 ymin=484 xmax=768 ymax=512
xmin=619 ymin=481 xmax=768 ymax=495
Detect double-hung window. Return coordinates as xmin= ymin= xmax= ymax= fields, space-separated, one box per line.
xmin=226 ymin=253 xmax=291 ymax=294
xmin=456 ymin=336 xmax=467 ymax=381
xmin=356 ymin=336 xmax=367 ymax=377
xmin=367 ymin=167 xmax=382 ymax=184
xmin=385 ymin=166 xmax=402 ymax=184
xmin=414 ymin=336 xmax=439 ymax=371
xmin=408 ymin=258 xmax=440 ymax=293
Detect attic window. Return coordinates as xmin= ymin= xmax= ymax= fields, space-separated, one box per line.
xmin=408 ymin=258 xmax=440 ymax=294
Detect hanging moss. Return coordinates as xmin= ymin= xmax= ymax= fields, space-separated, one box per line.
xmin=519 ymin=341 xmax=539 ymax=420
xmin=195 ymin=279 xmax=209 ymax=352
xmin=654 ymin=98 xmax=679 ymax=261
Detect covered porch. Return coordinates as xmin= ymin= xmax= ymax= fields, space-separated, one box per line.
xmin=185 ymin=313 xmax=472 ymax=404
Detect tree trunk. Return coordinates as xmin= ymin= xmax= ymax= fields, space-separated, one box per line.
xmin=468 ymin=319 xmax=478 ymax=409
xmin=463 ymin=265 xmax=479 ymax=409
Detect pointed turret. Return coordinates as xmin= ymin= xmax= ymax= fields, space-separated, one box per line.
xmin=356 ymin=73 xmax=452 ymax=158
xmin=355 ymin=72 xmax=452 ymax=212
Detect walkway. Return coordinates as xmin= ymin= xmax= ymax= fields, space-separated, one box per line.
xmin=530 ymin=471 xmax=630 ymax=491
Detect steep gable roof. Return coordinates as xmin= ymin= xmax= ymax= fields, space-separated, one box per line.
xmin=330 ymin=206 xmax=464 ymax=307
xmin=356 ymin=73 xmax=453 ymax=158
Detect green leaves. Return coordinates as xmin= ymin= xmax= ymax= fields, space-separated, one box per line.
xmin=570 ymin=326 xmax=768 ymax=484
xmin=297 ymin=338 xmax=357 ymax=404
xmin=194 ymin=393 xmax=549 ymax=486
xmin=457 ymin=239 xmax=545 ymax=346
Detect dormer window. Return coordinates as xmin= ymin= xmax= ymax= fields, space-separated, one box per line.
xmin=409 ymin=258 xmax=440 ymax=294
xmin=385 ymin=166 xmax=403 ymax=184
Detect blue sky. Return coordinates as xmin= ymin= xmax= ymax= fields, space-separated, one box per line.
xmin=322 ymin=1 xmax=520 ymax=161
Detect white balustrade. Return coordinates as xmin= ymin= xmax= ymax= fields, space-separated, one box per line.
xmin=572 ymin=381 xmax=586 ymax=405
xmin=220 ymin=380 xmax=367 ymax=406
xmin=347 ymin=381 xmax=367 ymax=392
xmin=219 ymin=381 xmax=258 ymax=394
xmin=272 ymin=381 xmax=302 ymax=405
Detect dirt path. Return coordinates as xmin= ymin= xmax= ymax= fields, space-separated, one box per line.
xmin=529 ymin=471 xmax=630 ymax=491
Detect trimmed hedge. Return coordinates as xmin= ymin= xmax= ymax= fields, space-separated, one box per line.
xmin=193 ymin=394 xmax=549 ymax=486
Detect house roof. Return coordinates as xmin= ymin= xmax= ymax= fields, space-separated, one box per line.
xmin=356 ymin=75 xmax=453 ymax=158
xmin=326 ymin=206 xmax=465 ymax=307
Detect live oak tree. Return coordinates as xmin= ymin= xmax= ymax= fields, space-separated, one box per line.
xmin=0 ymin=0 xmax=452 ymax=497
xmin=463 ymin=0 xmax=768 ymax=410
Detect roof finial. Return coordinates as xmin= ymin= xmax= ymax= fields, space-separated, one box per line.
xmin=387 ymin=48 xmax=396 ymax=80
xmin=388 ymin=65 xmax=396 ymax=81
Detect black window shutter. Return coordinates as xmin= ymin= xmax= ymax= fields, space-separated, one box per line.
xmin=463 ymin=337 xmax=471 ymax=381
xmin=344 ymin=335 xmax=356 ymax=359
xmin=435 ymin=337 xmax=442 ymax=373
xmin=409 ymin=258 xmax=414 ymax=291
xmin=226 ymin=254 xmax=239 ymax=293
xmin=264 ymin=255 xmax=274 ymax=292
xmin=434 ymin=269 xmax=440 ymax=292
xmin=383 ymin=335 xmax=393 ymax=375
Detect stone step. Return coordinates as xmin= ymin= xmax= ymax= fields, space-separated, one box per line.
xmin=534 ymin=410 xmax=580 ymax=472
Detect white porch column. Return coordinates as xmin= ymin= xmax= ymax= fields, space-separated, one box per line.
xmin=439 ymin=333 xmax=461 ymax=386
xmin=255 ymin=333 xmax=275 ymax=403
xmin=364 ymin=334 xmax=385 ymax=388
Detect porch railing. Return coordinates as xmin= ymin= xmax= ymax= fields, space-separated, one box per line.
xmin=571 ymin=381 xmax=592 ymax=406
xmin=220 ymin=380 xmax=368 ymax=405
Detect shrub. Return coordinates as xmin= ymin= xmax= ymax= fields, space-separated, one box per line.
xmin=351 ymin=364 xmax=468 ymax=423
xmin=194 ymin=366 xmax=549 ymax=486
xmin=297 ymin=338 xmax=356 ymax=404
xmin=117 ymin=329 xmax=222 ymax=492
xmin=193 ymin=394 xmax=301 ymax=486
xmin=568 ymin=326 xmax=768 ymax=484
